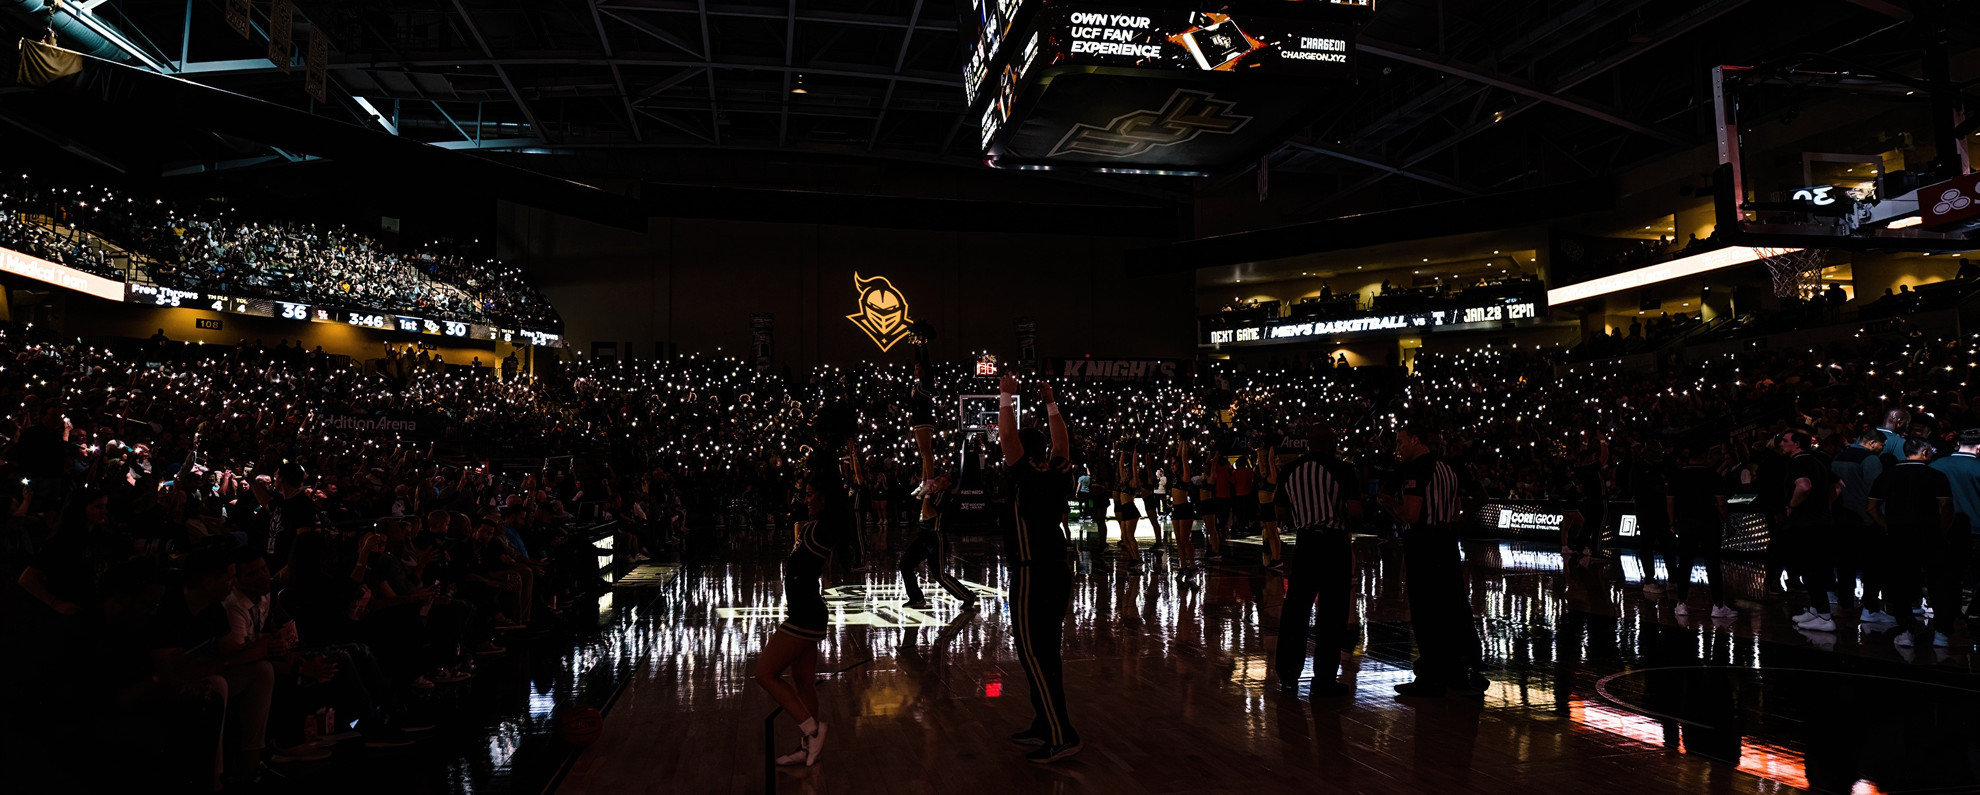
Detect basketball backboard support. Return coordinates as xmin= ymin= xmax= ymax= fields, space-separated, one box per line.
xmin=1712 ymin=63 xmax=1980 ymax=253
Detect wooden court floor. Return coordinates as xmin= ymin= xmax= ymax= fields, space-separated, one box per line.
xmin=556 ymin=530 xmax=1978 ymax=794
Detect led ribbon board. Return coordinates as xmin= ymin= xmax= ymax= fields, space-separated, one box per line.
xmin=1202 ymin=299 xmax=1543 ymax=346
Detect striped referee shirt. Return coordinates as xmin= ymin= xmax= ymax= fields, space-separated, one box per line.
xmin=1399 ymin=454 xmax=1464 ymax=526
xmin=1279 ymin=453 xmax=1360 ymax=531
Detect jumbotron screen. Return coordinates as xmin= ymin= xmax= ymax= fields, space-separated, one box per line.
xmin=963 ymin=0 xmax=1373 ymax=174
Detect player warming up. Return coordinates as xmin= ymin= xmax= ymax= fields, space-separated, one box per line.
xmin=999 ymin=373 xmax=1082 ymax=763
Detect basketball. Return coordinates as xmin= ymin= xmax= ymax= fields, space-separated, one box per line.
xmin=559 ymin=706 xmax=604 ymax=747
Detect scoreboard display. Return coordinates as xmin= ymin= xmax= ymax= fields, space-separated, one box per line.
xmin=965 ymin=0 xmax=1373 ymax=174
xmin=116 ymin=281 xmax=560 ymax=346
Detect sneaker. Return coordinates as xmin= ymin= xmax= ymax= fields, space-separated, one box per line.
xmin=1010 ymin=727 xmax=1050 ymax=746
xmin=1451 ymin=669 xmax=1489 ymax=694
xmin=1711 ymin=605 xmax=1737 ymax=619
xmin=775 ymin=736 xmax=809 ymax=766
xmin=1393 ymin=680 xmax=1446 ymax=698
xmin=1673 ymin=602 xmax=1690 ymax=617
xmin=433 ymin=668 xmax=474 ymax=684
xmin=1791 ymin=609 xmax=1828 ymax=627
xmin=1860 ymin=609 xmax=1897 ymax=624
xmin=903 ymin=598 xmax=932 ymax=610
xmin=1797 ymin=612 xmax=1837 ymax=632
xmin=803 ymin=722 xmax=827 ymax=766
xmin=269 ymin=742 xmax=332 ymax=764
xmin=1026 ymin=739 xmax=1084 ymax=764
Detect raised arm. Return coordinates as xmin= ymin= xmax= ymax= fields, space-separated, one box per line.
xmin=1040 ymin=382 xmax=1067 ymax=461
xmin=998 ymin=373 xmax=1024 ymax=462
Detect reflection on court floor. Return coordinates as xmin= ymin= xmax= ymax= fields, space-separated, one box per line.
xmin=717 ymin=581 xmax=1007 ymax=628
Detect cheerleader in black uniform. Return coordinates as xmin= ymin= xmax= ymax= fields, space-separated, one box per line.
xmin=757 ymin=463 xmax=848 ymax=766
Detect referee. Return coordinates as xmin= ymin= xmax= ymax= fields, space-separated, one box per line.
xmin=1377 ymin=423 xmax=1487 ymax=698
xmin=1272 ymin=426 xmax=1363 ymax=697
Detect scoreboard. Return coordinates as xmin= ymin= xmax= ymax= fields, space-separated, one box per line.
xmin=0 ymin=241 xmax=564 ymax=347
xmin=119 ymin=281 xmax=561 ymax=346
xmin=965 ymin=0 xmax=1374 ymax=174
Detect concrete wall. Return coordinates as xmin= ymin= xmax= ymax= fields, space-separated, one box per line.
xmin=497 ymin=204 xmax=1195 ymax=368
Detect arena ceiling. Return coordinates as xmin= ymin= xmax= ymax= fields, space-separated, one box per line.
xmin=2 ymin=0 xmax=1971 ymax=215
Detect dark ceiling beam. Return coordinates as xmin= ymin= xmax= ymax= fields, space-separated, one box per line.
xmin=1306 ymin=0 xmax=1755 ymax=202
xmin=779 ymin=0 xmax=795 ymax=147
xmin=1843 ymin=0 xmax=1914 ymax=21
xmin=1357 ymin=38 xmax=1687 ymax=146
xmin=597 ymin=1 xmax=956 ymax=32
xmin=448 ymin=0 xmax=547 ymax=143
xmin=186 ymin=52 xmax=963 ymax=88
xmin=1281 ymin=138 xmax=1483 ymax=195
xmin=596 ymin=6 xmax=705 ymax=59
xmin=868 ymin=0 xmax=924 ymax=151
xmin=697 ymin=0 xmax=719 ymax=145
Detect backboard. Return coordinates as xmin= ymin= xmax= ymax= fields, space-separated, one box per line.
xmin=1712 ymin=64 xmax=1980 ymax=253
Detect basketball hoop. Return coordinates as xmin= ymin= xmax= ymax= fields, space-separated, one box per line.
xmin=1754 ymin=246 xmax=1828 ymax=299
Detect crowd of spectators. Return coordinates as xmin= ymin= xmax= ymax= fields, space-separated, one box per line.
xmin=10 ymin=308 xmax=1980 ymax=787
xmin=0 ymin=175 xmax=560 ymax=331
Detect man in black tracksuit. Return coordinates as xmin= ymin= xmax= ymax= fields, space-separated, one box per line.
xmin=1867 ymin=438 xmax=1954 ymax=648
xmin=1272 ymin=428 xmax=1363 ymax=697
xmin=998 ymin=374 xmax=1080 ymax=764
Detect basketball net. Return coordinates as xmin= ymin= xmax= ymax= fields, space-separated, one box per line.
xmin=1754 ymin=247 xmax=1828 ymax=300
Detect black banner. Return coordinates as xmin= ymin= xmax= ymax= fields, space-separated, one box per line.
xmin=1048 ymin=357 xmax=1185 ymax=381
xmin=305 ymin=25 xmax=330 ymax=103
xmin=226 ymin=0 xmax=252 ymax=39
xmin=750 ymin=312 xmax=774 ymax=374
xmin=1015 ymin=316 xmax=1037 ymax=362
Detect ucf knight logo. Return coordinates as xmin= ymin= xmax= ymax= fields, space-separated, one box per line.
xmin=847 ymin=272 xmax=914 ymax=352
xmin=1050 ymin=89 xmax=1253 ymax=159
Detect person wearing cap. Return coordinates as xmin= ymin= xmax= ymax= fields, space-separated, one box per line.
xmin=1930 ymin=428 xmax=1980 ymax=624
xmin=997 ymin=373 xmax=1081 ymax=764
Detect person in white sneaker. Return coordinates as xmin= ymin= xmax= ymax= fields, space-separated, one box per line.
xmin=1779 ymin=432 xmax=1843 ymax=633
xmin=1868 ymin=438 xmax=1953 ymax=649
xmin=757 ymin=448 xmax=852 ymax=768
xmin=1666 ymin=442 xmax=1733 ymax=619
xmin=1833 ymin=430 xmax=1892 ymax=624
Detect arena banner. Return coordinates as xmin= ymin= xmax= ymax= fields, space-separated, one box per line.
xmin=750 ymin=312 xmax=774 ymax=374
xmin=1015 ymin=317 xmax=1037 ymax=362
xmin=269 ymin=0 xmax=295 ymax=73
xmin=1048 ymin=357 xmax=1186 ymax=381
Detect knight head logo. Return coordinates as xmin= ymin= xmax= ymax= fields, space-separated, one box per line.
xmin=847 ymin=273 xmax=913 ymax=352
